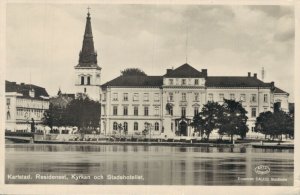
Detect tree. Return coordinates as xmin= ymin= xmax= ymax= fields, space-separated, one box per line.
xmin=42 ymin=103 xmax=67 ymax=130
xmin=65 ymin=96 xmax=101 ymax=134
xmin=254 ymin=110 xmax=294 ymax=142
xmin=218 ymin=99 xmax=248 ymax=142
xmin=201 ymin=102 xmax=224 ymax=140
xmin=190 ymin=113 xmax=205 ymax=138
xmin=121 ymin=68 xmax=147 ymax=76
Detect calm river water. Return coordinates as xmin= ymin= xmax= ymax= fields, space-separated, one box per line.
xmin=5 ymin=142 xmax=293 ymax=185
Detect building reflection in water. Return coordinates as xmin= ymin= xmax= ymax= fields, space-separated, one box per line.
xmin=5 ymin=144 xmax=293 ymax=185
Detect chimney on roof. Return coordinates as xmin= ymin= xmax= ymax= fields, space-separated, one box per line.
xmin=166 ymin=69 xmax=172 ymax=74
xmin=21 ymin=82 xmax=25 ymax=85
xmin=202 ymin=69 xmax=207 ymax=77
xmin=247 ymin=72 xmax=251 ymax=77
xmin=253 ymin=73 xmax=257 ymax=78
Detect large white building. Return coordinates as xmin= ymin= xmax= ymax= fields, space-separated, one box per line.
xmin=75 ymin=11 xmax=290 ymax=138
xmin=5 ymin=81 xmax=50 ymax=132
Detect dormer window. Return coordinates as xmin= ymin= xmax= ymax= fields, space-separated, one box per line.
xmin=29 ymin=89 xmax=35 ymax=98
xmin=182 ymin=79 xmax=186 ymax=85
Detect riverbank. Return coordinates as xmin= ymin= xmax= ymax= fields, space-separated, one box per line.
xmin=30 ymin=139 xmax=294 ymax=149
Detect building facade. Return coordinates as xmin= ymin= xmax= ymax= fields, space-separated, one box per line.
xmin=5 ymin=81 xmax=50 ymax=132
xmin=75 ymin=11 xmax=290 ymax=138
xmin=100 ymin=65 xmax=289 ymax=137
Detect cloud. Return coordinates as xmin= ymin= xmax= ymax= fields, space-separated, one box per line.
xmin=273 ymin=15 xmax=294 ymax=42
xmin=5 ymin=4 xmax=295 ymax=101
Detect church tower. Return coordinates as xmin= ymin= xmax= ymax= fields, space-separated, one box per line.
xmin=74 ymin=9 xmax=101 ymax=101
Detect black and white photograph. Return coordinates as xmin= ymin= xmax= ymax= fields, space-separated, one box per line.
xmin=1 ymin=0 xmax=298 ymax=194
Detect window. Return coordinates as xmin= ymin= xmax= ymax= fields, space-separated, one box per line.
xmin=194 ymin=93 xmax=199 ymax=101
xmin=7 ymin=111 xmax=10 ymax=120
xmin=171 ymin=123 xmax=173 ymax=131
xmin=87 ymin=76 xmax=91 ymax=85
xmin=102 ymin=105 xmax=106 ymax=115
xmin=230 ymin=94 xmax=235 ymax=100
xmin=123 ymin=122 xmax=128 ymax=132
xmin=251 ymin=94 xmax=257 ymax=102
xmin=6 ymin=98 xmax=10 ymax=106
xmin=144 ymin=106 xmax=149 ymax=116
xmin=169 ymin=106 xmax=173 ymax=116
xmin=133 ymin=93 xmax=139 ymax=101
xmin=219 ymin=94 xmax=224 ymax=101
xmin=181 ymin=107 xmax=186 ymax=117
xmin=113 ymin=106 xmax=118 ymax=115
xmin=113 ymin=93 xmax=118 ymax=101
xmin=81 ymin=76 xmax=84 ymax=85
xmin=169 ymin=79 xmax=174 ymax=85
xmin=208 ymin=94 xmax=213 ymax=102
xmin=154 ymin=106 xmax=159 ymax=116
xmin=134 ymin=106 xmax=138 ymax=116
xmin=113 ymin=122 xmax=118 ymax=130
xmin=169 ymin=92 xmax=174 ymax=102
xmin=123 ymin=93 xmax=128 ymax=101
xmin=134 ymin=122 xmax=138 ymax=131
xmin=195 ymin=79 xmax=199 ymax=85
xmin=264 ymin=94 xmax=268 ymax=103
xmin=182 ymin=93 xmax=186 ymax=101
xmin=144 ymin=93 xmax=149 ymax=101
xmin=240 ymin=94 xmax=246 ymax=102
xmin=103 ymin=93 xmax=106 ymax=101
xmin=84 ymin=88 xmax=87 ymax=93
xmin=182 ymin=79 xmax=186 ymax=85
xmin=155 ymin=122 xmax=159 ymax=131
xmin=194 ymin=107 xmax=199 ymax=116
xmin=123 ymin=106 xmax=128 ymax=116
xmin=154 ymin=93 xmax=159 ymax=102
xmin=251 ymin=108 xmax=257 ymax=117
xmin=264 ymin=107 xmax=268 ymax=112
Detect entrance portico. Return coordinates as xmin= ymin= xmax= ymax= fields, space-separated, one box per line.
xmin=175 ymin=117 xmax=191 ymax=136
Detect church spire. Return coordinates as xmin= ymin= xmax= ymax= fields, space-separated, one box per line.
xmin=78 ymin=8 xmax=99 ymax=68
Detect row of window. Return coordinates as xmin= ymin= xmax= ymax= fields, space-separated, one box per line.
xmin=14 ymin=98 xmax=48 ymax=109
xmin=168 ymin=78 xmax=200 ymax=86
xmin=80 ymin=75 xmax=91 ymax=85
xmin=112 ymin=122 xmax=160 ymax=131
xmin=207 ymin=93 xmax=269 ymax=103
xmin=112 ymin=93 xmax=160 ymax=102
xmin=111 ymin=105 xmax=200 ymax=117
xmin=168 ymin=92 xmax=200 ymax=102
xmin=112 ymin=106 xmax=160 ymax=116
xmin=16 ymin=108 xmax=45 ymax=118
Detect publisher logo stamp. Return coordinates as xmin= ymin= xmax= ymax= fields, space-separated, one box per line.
xmin=254 ymin=165 xmax=270 ymax=175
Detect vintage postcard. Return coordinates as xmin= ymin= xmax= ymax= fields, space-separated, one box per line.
xmin=0 ymin=0 xmax=299 ymax=194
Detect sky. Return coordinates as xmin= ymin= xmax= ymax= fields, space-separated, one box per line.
xmin=5 ymin=3 xmax=295 ymax=101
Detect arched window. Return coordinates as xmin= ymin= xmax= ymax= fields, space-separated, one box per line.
xmin=123 ymin=122 xmax=128 ymax=131
xmin=87 ymin=76 xmax=91 ymax=85
xmin=113 ymin=122 xmax=118 ymax=130
xmin=134 ymin=122 xmax=138 ymax=131
xmin=81 ymin=76 xmax=84 ymax=85
xmin=155 ymin=122 xmax=159 ymax=131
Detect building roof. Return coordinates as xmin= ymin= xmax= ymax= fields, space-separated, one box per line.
xmin=102 ymin=64 xmax=277 ymax=89
xmin=76 ymin=11 xmax=100 ymax=69
xmin=274 ymin=87 xmax=288 ymax=94
xmin=102 ymin=75 xmax=163 ymax=88
xmin=206 ymin=76 xmax=273 ymax=88
xmin=5 ymin=81 xmax=49 ymax=99
xmin=164 ymin=63 xmax=206 ymax=78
